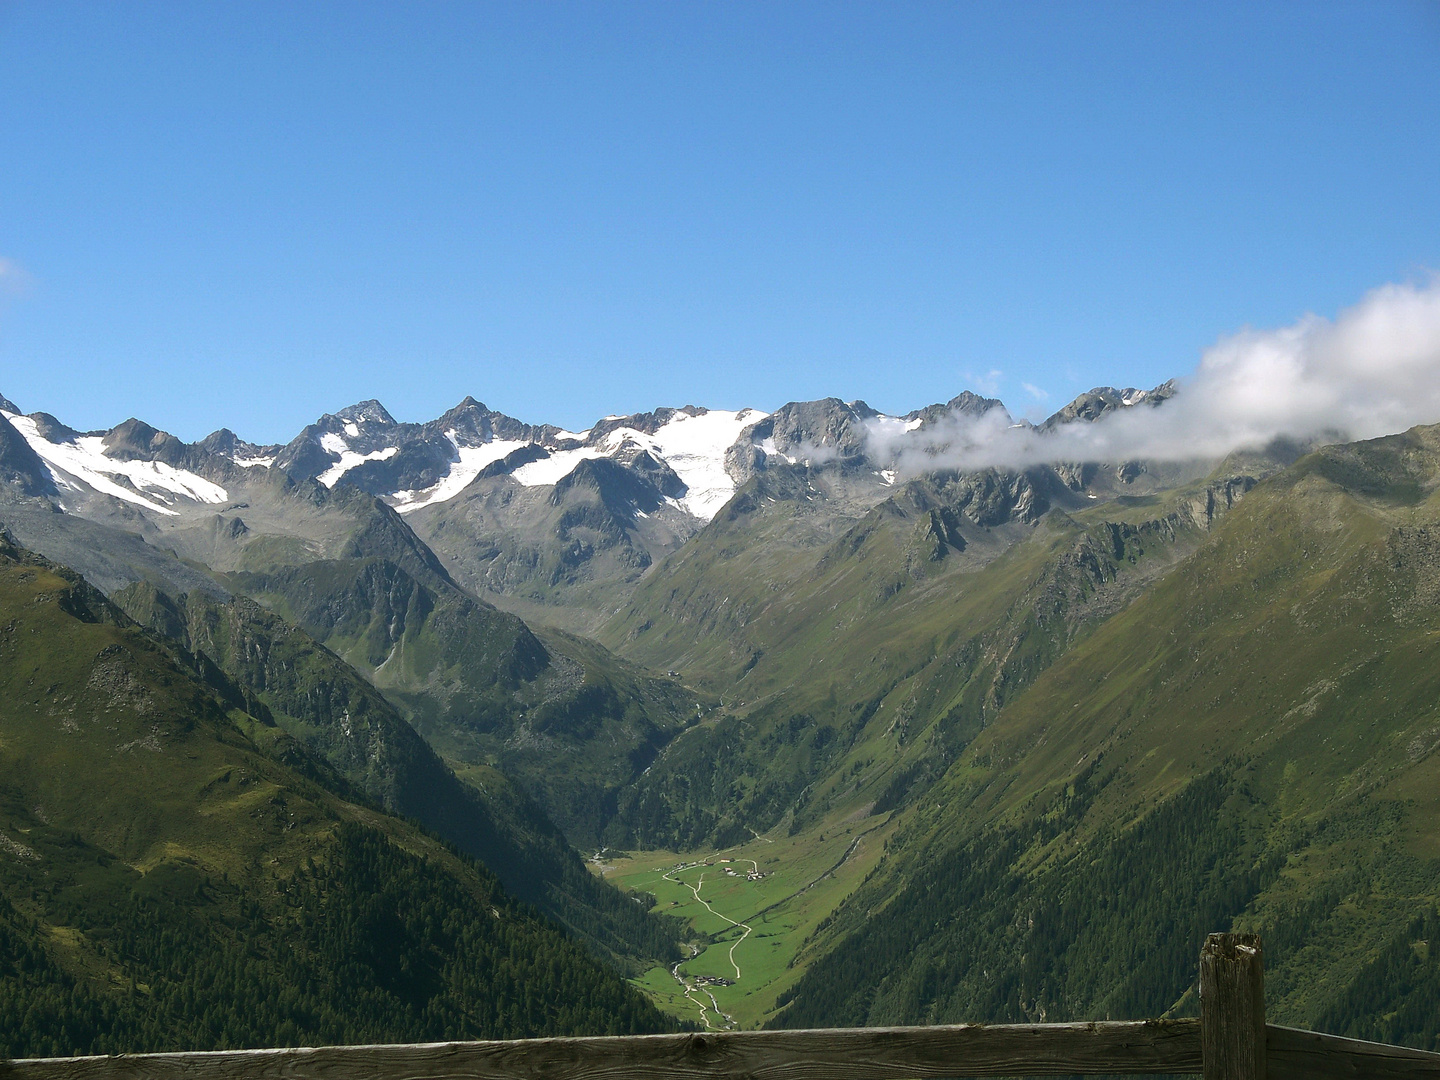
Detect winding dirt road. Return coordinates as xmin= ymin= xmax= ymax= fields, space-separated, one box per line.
xmin=651 ymin=827 xmax=879 ymax=1030
xmin=660 ymin=858 xmax=760 ymax=1028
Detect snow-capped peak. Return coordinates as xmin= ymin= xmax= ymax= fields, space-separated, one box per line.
xmin=440 ymin=406 xmax=769 ymax=520
xmin=315 ymin=433 xmax=399 ymax=488
xmin=335 ymin=399 xmax=397 ymax=426
xmin=1 ymin=408 xmax=228 ymax=515
xmin=389 ymin=430 xmax=532 ymax=512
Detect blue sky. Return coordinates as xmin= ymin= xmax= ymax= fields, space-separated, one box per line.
xmin=1 ymin=1 xmax=1437 ymax=443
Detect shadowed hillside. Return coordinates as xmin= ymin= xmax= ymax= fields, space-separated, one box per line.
xmin=0 ymin=538 xmax=674 ymax=1055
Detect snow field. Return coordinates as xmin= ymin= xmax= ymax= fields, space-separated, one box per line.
xmin=3 ymin=411 xmax=228 ymax=516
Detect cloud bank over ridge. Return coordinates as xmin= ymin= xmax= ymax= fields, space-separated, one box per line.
xmin=868 ymin=279 xmax=1440 ymax=476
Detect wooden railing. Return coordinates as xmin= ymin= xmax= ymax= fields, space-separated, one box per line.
xmin=4 ymin=935 xmax=1440 ymax=1080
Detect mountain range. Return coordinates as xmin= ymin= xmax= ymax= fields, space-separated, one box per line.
xmin=2 ymin=379 xmax=1438 ymax=1049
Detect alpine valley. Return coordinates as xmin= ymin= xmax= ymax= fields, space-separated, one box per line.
xmin=2 ymin=382 xmax=1438 ymax=1051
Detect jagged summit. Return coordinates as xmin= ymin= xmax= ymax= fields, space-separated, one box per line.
xmin=1041 ymin=380 xmax=1177 ymax=430
xmin=102 ymin=417 xmax=189 ymax=464
xmin=0 ymin=411 xmax=52 ymax=496
xmin=0 ymin=380 xmax=1191 ymax=537
xmin=27 ymin=411 xmax=85 ymax=443
xmin=198 ymin=427 xmax=281 ymax=467
xmin=335 ymin=399 xmax=398 ymax=426
xmin=946 ymin=390 xmax=1006 ymax=416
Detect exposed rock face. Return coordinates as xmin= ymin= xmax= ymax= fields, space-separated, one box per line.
xmin=902 ymin=390 xmax=1009 ymax=433
xmin=102 ymin=418 xmax=191 ymax=464
xmin=932 ymin=466 xmax=1060 ymax=527
xmin=743 ymin=398 xmax=874 ymax=457
xmin=197 ymin=427 xmax=281 ymax=465
xmin=726 ymin=398 xmax=880 ymax=487
xmin=1041 ymin=380 xmax=1179 ymax=430
xmin=274 ymin=397 xmax=548 ymax=489
xmin=28 ymin=412 xmax=85 ymax=443
xmin=0 ymin=379 xmax=1206 ymax=631
xmin=0 ymin=413 xmax=53 ymax=496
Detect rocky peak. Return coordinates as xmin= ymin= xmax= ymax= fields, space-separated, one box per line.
xmin=199 ymin=428 xmax=242 ymax=456
xmin=102 ymin=418 xmax=189 ymax=465
xmin=434 ymin=398 xmax=496 ymax=446
xmin=750 ymin=398 xmax=875 ymax=457
xmin=435 ymin=398 xmax=542 ymax=447
xmin=27 ymin=412 xmax=84 ymax=443
xmin=0 ymin=412 xmax=53 ymax=496
xmin=1042 ymin=380 xmax=1176 ymax=430
xmin=198 ymin=428 xmax=282 ymax=466
xmin=900 ymin=391 xmax=1010 ymax=432
xmin=946 ymin=390 xmax=1006 ymax=417
xmin=335 ymin=400 xmax=397 ymax=426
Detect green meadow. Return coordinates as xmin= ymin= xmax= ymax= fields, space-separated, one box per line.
xmin=602 ymin=809 xmax=895 ymax=1029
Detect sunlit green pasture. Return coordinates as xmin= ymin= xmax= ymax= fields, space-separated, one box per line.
xmin=602 ymin=809 xmax=894 ymax=1029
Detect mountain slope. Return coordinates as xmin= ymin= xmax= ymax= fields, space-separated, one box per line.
xmin=12 ymin=382 xmax=1437 ymax=1040
xmin=591 ymin=456 xmax=1259 ymax=849
xmin=769 ymin=425 xmax=1440 ymax=1046
xmin=224 ymin=548 xmax=698 ymax=848
xmin=110 ymin=582 xmax=681 ymax=969
xmin=412 ymin=454 xmax=701 ymax=634
xmin=0 ymin=538 xmax=673 ymax=1056
xmin=0 ymin=426 xmax=702 ymax=854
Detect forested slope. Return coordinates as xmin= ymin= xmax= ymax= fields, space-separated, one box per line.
xmin=595 ymin=462 xmax=1259 ymax=849
xmin=771 ymin=427 xmax=1440 ymax=1048
xmin=0 ymin=538 xmax=674 ymax=1056
xmin=110 ymin=581 xmax=680 ymax=970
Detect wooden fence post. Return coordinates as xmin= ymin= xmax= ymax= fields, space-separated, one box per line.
xmin=1200 ymin=932 xmax=1266 ymax=1080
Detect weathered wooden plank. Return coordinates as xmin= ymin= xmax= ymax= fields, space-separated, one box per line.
xmin=1200 ymin=932 xmax=1266 ymax=1080
xmin=0 ymin=1020 xmax=1203 ymax=1080
xmin=1266 ymin=1024 xmax=1440 ymax=1080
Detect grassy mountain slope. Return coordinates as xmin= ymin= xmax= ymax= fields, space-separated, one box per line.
xmin=770 ymin=426 xmax=1440 ymax=1048
xmin=595 ymin=462 xmax=1260 ymax=850
xmin=4 ymin=470 xmax=701 ymax=853
xmin=0 ymin=501 xmax=228 ymax=600
xmin=227 ymin=553 xmax=700 ymax=849
xmin=159 ymin=469 xmax=698 ymax=851
xmin=571 ymin=456 xmax=1271 ymax=1026
xmin=109 ymin=581 xmax=681 ymax=970
xmin=0 ymin=539 xmax=674 ymax=1056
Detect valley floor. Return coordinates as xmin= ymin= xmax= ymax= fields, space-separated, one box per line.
xmin=598 ymin=811 xmax=895 ymax=1029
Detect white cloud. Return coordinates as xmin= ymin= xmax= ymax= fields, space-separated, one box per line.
xmin=868 ymin=279 xmax=1440 ymax=475
xmin=1021 ymin=381 xmax=1049 ymax=402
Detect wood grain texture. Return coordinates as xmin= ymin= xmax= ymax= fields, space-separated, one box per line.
xmin=0 ymin=1020 xmax=1203 ymax=1080
xmin=1267 ymin=1025 xmax=1440 ymax=1080
xmin=1201 ymin=932 xmax=1266 ymax=1080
